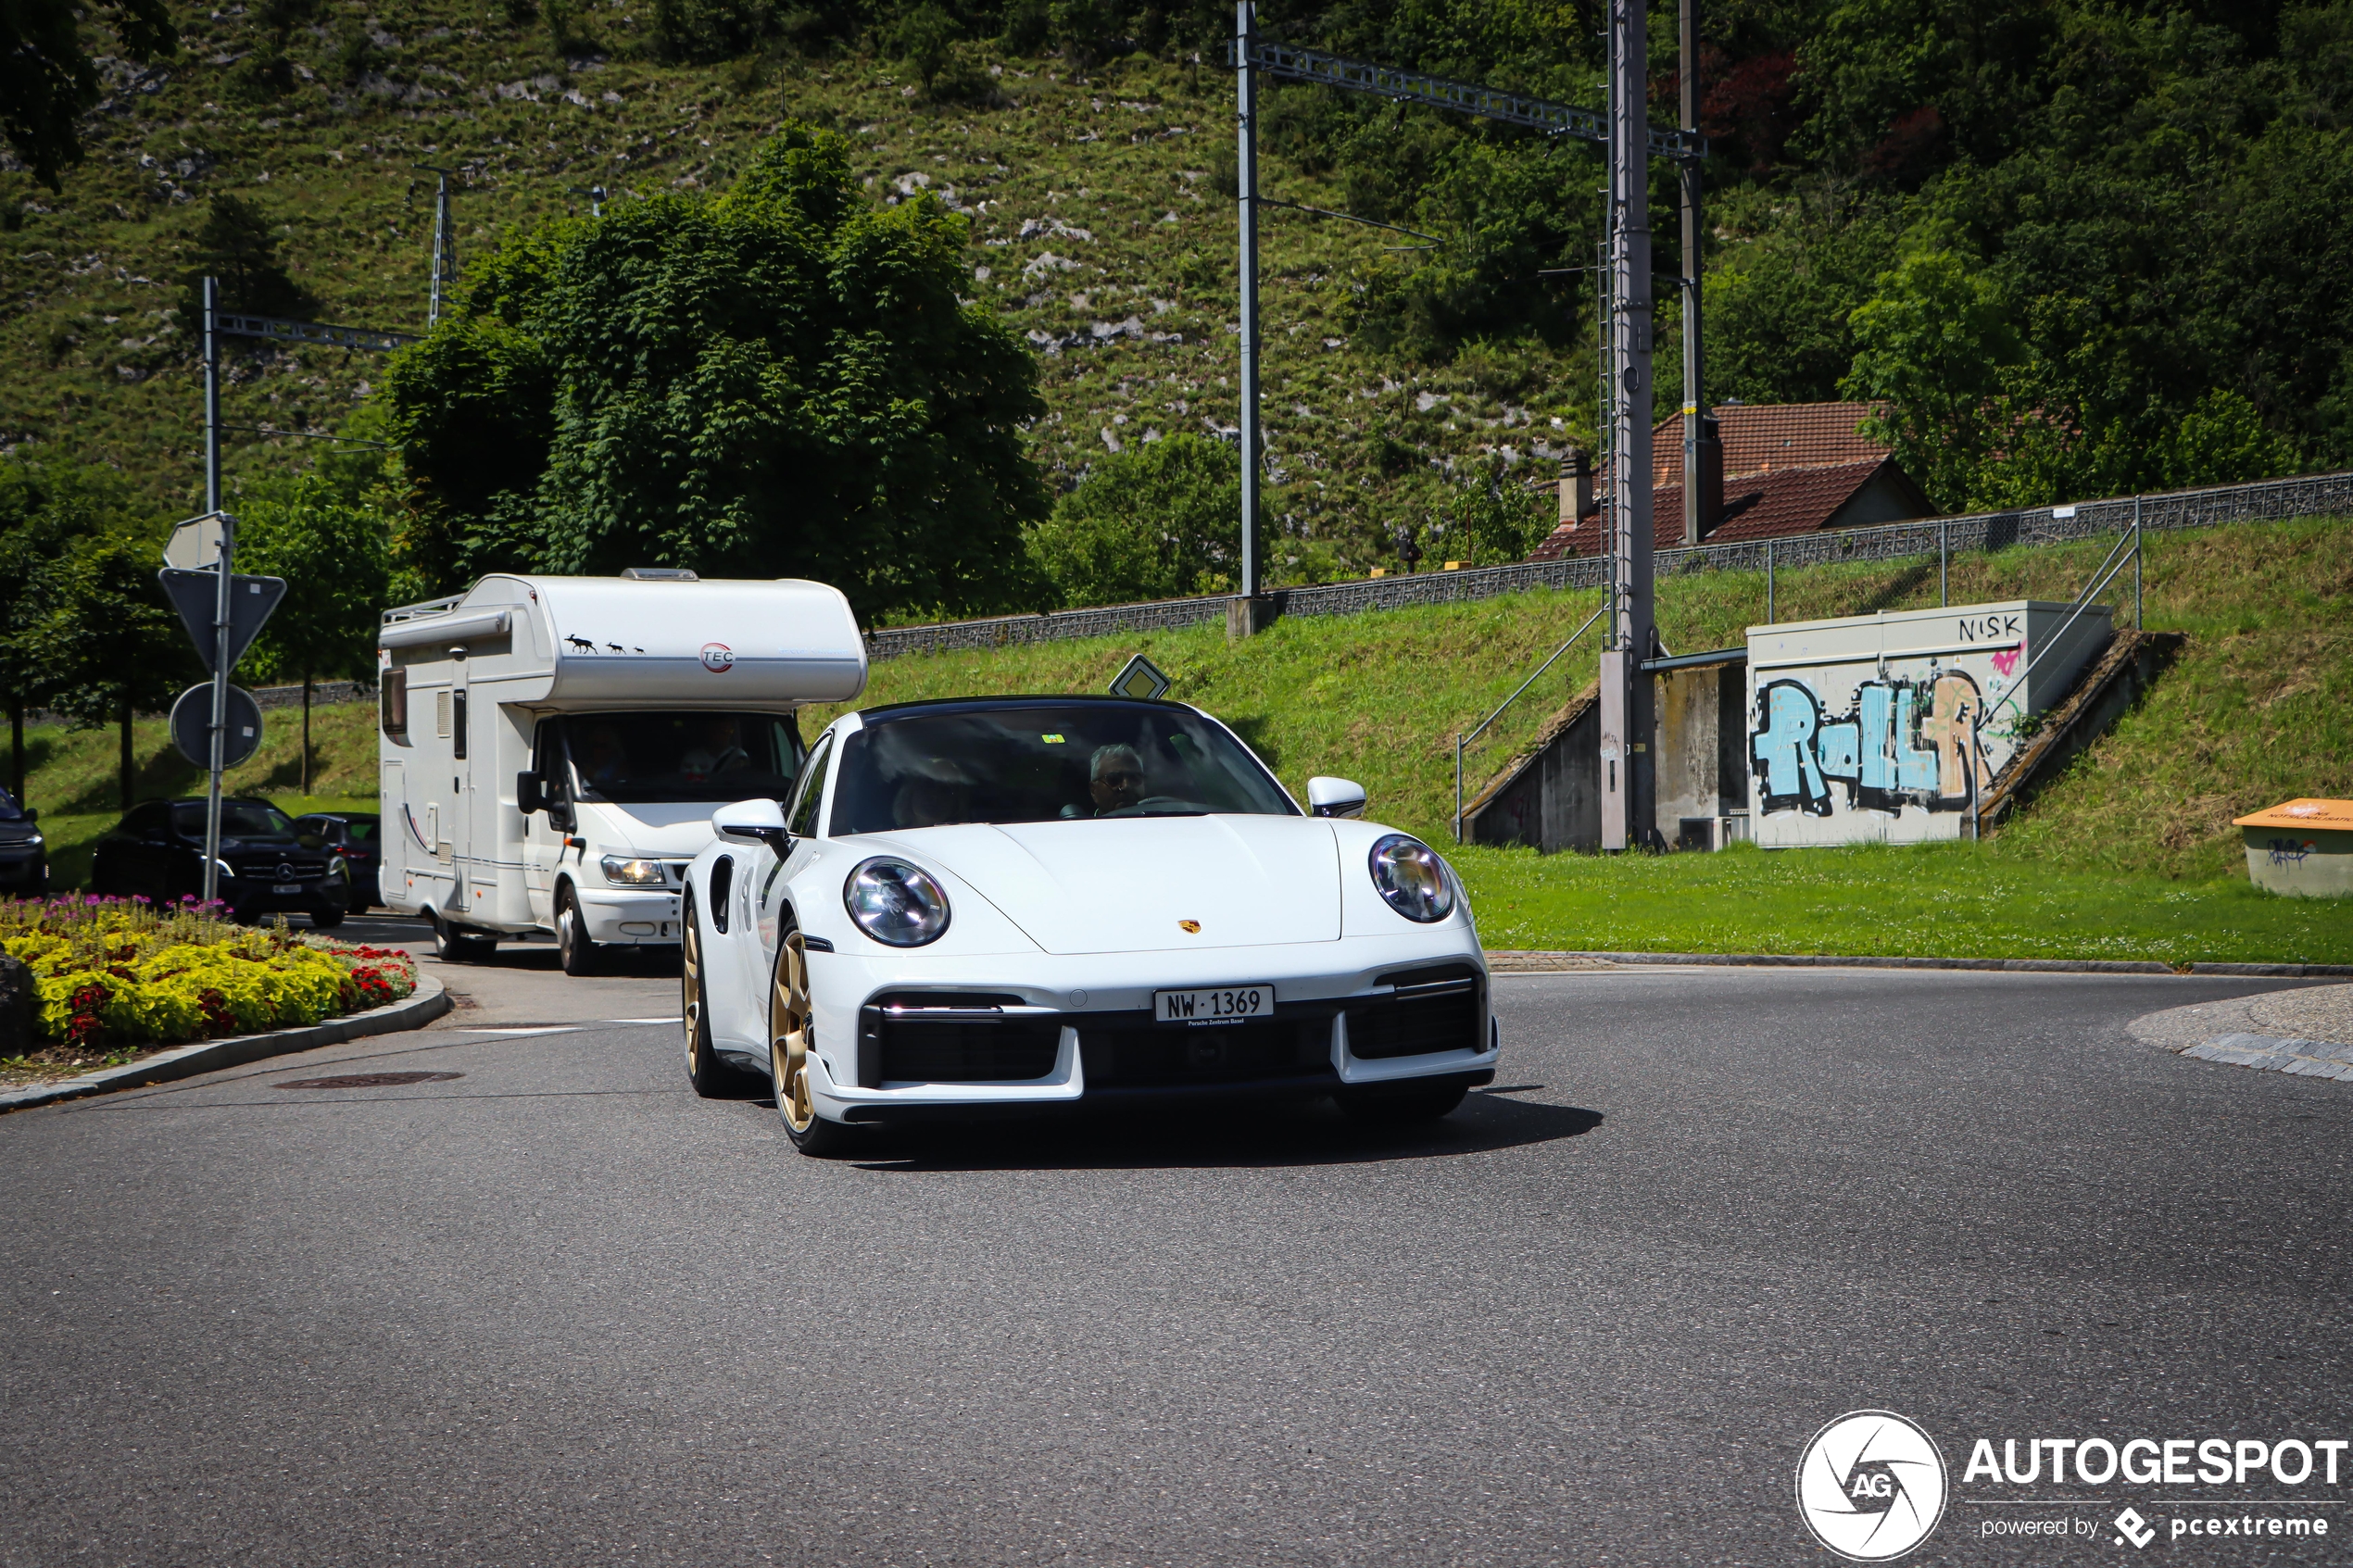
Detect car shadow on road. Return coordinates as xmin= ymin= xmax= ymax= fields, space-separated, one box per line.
xmin=822 ymin=1087 xmax=1604 ymax=1172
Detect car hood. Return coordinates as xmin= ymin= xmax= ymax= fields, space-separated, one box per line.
xmin=580 ymin=800 xmax=726 ymax=858
xmin=862 ymin=815 xmax=1341 ymax=955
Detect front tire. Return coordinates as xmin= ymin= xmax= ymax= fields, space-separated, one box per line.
xmin=769 ymin=923 xmax=853 ymax=1155
xmin=555 ymin=884 xmax=600 ymax=976
xmin=1337 ymin=1078 xmax=1469 ymax=1125
xmin=681 ymin=885 xmax=753 ymax=1098
xmin=431 ymin=909 xmax=494 ymax=961
xmin=310 ymin=904 xmax=346 ymax=930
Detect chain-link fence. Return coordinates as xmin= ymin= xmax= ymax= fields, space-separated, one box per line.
xmin=867 ymin=470 xmax=2353 ymax=662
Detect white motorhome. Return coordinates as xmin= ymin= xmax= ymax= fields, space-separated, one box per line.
xmin=377 ymin=571 xmax=867 ymax=972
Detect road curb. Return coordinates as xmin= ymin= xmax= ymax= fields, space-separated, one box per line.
xmin=1487 ymin=951 xmax=2353 ymax=977
xmin=0 ymin=974 xmax=451 ymax=1114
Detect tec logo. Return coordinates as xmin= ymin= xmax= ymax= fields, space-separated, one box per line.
xmin=698 ymin=642 xmax=735 ymax=673
xmin=1797 ymin=1410 xmax=1950 ymax=1561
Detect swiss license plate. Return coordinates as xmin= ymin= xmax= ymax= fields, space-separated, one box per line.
xmin=272 ymin=883 xmax=302 ymax=894
xmin=1153 ymin=985 xmax=1273 ymax=1026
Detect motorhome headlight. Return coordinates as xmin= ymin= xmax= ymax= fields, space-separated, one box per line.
xmin=1367 ymin=834 xmax=1454 ymax=922
xmin=599 ymin=855 xmax=665 ymax=885
xmin=843 ymin=858 xmax=950 ymax=947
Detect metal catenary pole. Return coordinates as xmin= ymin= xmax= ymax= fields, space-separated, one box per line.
xmin=1235 ymin=3 xmax=1263 ymax=607
xmin=422 ymin=166 xmax=458 ymax=330
xmin=201 ymin=277 xmax=232 ymax=907
xmin=1679 ymin=0 xmax=1705 ymax=547
xmin=2133 ymin=495 xmax=2144 ymax=628
xmin=1598 ymin=0 xmax=1656 ymax=853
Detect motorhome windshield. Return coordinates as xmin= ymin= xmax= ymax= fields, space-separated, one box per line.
xmin=564 ymin=712 xmax=804 ymax=804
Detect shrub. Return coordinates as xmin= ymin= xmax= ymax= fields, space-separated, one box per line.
xmin=0 ymin=897 xmax=417 ymax=1049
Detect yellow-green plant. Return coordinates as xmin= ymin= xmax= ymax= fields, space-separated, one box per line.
xmin=0 ymin=897 xmax=416 ymax=1048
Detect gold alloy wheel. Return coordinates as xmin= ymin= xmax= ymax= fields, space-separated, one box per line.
xmin=770 ymin=932 xmax=815 ymax=1133
xmin=681 ymin=894 xmax=704 ymax=1070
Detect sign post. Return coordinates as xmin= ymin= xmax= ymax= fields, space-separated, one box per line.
xmin=203 ymin=277 xmax=230 ymax=906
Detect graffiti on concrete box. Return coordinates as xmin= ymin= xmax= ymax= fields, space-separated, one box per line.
xmin=1754 ymin=669 xmax=1993 ymax=817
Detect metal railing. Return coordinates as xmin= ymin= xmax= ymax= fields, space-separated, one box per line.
xmin=1453 ymin=602 xmax=1611 ymax=842
xmin=1969 ymin=497 xmax=2145 ymax=838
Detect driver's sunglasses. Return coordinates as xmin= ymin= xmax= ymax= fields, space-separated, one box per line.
xmin=1100 ymin=770 xmax=1145 ymax=787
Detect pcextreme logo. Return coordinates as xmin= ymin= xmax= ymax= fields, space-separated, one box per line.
xmin=1797 ymin=1410 xmax=1950 ymax=1561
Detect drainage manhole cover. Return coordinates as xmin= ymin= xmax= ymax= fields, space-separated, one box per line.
xmin=275 ymin=1071 xmax=465 ymax=1089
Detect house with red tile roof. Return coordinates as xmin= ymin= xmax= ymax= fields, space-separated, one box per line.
xmin=1526 ymin=401 xmax=1936 ymax=562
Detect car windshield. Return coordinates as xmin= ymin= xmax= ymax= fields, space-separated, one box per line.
xmin=829 ymin=703 xmax=1296 ymax=834
xmin=0 ymin=787 xmax=21 ymax=822
xmin=174 ymin=802 xmax=296 ymax=837
xmin=564 ymin=711 xmax=804 ymax=804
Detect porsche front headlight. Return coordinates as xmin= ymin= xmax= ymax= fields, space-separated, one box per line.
xmin=1367 ymin=834 xmax=1454 ymax=922
xmin=844 ymin=857 xmax=950 ymax=947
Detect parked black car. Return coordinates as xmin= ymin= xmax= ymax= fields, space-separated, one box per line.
xmin=293 ymin=811 xmax=382 ymax=909
xmin=89 ymin=797 xmax=348 ymax=927
xmin=0 ymin=786 xmax=46 ymax=897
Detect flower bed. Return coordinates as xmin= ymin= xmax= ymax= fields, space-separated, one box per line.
xmin=1 ymin=897 xmax=418 ymax=1076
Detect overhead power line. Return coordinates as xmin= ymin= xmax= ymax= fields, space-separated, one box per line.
xmin=1234 ymin=38 xmax=1707 ymax=164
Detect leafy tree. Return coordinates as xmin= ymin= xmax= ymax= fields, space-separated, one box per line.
xmin=0 ymin=0 xmax=177 ymax=191
xmin=233 ymin=480 xmax=392 ymax=794
xmin=650 ymin=0 xmax=774 ymax=63
xmin=21 ymin=527 xmax=195 ymax=814
xmin=178 ymin=194 xmax=317 ymax=339
xmin=894 ymin=4 xmax=962 ymax=95
xmin=0 ymin=460 xmax=100 ymax=805
xmin=383 ymin=123 xmax=1050 ymax=623
xmin=1025 ymin=433 xmax=1241 ymax=607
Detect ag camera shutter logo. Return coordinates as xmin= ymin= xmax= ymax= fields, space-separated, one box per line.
xmin=1796 ymin=1410 xmax=1948 ymax=1561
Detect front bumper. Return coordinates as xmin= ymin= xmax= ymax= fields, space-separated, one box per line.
xmin=224 ymin=874 xmax=346 ymax=917
xmin=0 ymin=852 xmax=46 ymax=892
xmin=577 ymin=886 xmax=684 ymax=946
xmin=799 ymin=935 xmax=1501 ymax=1123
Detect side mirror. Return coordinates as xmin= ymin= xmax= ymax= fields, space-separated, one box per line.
xmin=1307 ymin=776 xmax=1368 ymax=820
xmin=712 ymin=796 xmax=792 ymax=853
xmin=516 ymin=771 xmax=545 ymax=814
xmin=21 ymin=808 xmax=34 ymax=823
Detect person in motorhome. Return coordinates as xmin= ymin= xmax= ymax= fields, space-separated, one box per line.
xmin=680 ymin=716 xmax=749 ymax=784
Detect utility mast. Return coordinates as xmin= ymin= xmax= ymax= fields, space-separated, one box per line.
xmin=1680 ymin=0 xmax=1711 ymax=546
xmin=421 ymin=166 xmax=459 ymax=329
xmin=1598 ymin=0 xmax=1656 ymax=852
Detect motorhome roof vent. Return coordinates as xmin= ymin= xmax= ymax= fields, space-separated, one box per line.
xmin=620 ymin=567 xmax=698 ymax=581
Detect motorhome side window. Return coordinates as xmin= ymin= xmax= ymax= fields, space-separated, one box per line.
xmin=451 ymin=689 xmax=468 ymax=759
xmin=380 ymin=669 xmax=409 ymax=743
xmin=560 ymin=712 xmax=806 ymax=805
xmin=786 ymin=734 xmax=834 ymax=839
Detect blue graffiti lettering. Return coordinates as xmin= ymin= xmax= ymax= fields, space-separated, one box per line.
xmin=1754 ymin=671 xmax=1991 ymax=817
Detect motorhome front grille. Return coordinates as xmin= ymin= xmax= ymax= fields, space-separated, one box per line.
xmin=857 ymin=995 xmax=1059 ymax=1085
xmin=1342 ymin=965 xmax=1483 ymax=1059
xmin=1080 ymin=1016 xmax=1331 ymax=1087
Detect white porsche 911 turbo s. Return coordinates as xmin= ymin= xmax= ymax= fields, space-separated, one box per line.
xmin=677 ymin=695 xmax=1499 ymax=1153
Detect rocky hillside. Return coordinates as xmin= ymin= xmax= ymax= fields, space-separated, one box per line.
xmin=2 ymin=1 xmax=1594 ymax=577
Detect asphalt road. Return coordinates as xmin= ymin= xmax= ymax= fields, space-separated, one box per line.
xmin=4 ymin=963 xmax=2348 ymax=1567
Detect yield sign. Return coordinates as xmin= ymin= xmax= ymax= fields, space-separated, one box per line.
xmin=157 ymin=568 xmax=288 ymax=675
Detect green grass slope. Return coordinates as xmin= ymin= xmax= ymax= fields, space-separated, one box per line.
xmin=13 ymin=517 xmax=2347 ymax=959
xmin=3 ymin=1 xmax=1591 ymax=575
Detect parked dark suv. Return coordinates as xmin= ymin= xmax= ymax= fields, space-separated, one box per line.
xmin=89 ymin=797 xmax=349 ymax=927
xmin=0 ymin=786 xmax=46 ymax=897
xmin=293 ymin=811 xmax=382 ymax=909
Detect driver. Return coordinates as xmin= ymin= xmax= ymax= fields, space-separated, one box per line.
xmin=680 ymin=716 xmax=748 ymax=782
xmin=1086 ymin=744 xmax=1148 ymax=815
